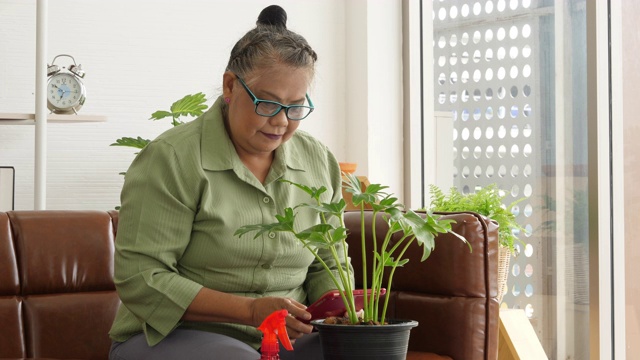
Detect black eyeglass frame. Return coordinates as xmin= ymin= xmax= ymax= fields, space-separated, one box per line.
xmin=234 ymin=74 xmax=315 ymax=121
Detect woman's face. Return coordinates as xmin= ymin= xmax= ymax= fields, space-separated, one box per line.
xmin=223 ymin=65 xmax=312 ymax=159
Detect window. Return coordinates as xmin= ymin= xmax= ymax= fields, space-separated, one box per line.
xmin=428 ymin=1 xmax=589 ymax=357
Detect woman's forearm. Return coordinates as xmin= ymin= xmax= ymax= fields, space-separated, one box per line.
xmin=182 ymin=287 xmax=313 ymax=337
xmin=182 ymin=287 xmax=254 ymax=325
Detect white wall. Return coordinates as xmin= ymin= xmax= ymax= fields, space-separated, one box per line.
xmin=0 ymin=0 xmax=405 ymax=210
xmin=345 ymin=0 xmax=404 ymax=200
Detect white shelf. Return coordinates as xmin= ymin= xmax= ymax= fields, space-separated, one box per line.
xmin=0 ymin=112 xmax=107 ymax=125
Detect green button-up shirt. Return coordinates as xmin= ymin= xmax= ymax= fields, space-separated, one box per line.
xmin=108 ymin=97 xmax=350 ymax=349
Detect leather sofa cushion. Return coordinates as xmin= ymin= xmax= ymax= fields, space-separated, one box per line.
xmin=8 ymin=211 xmax=116 ymax=295
xmin=3 ymin=211 xmax=120 ymax=359
xmin=23 ymin=292 xmax=120 ymax=359
xmin=393 ymin=291 xmax=490 ymax=359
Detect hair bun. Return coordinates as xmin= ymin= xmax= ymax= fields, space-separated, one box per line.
xmin=257 ymin=5 xmax=287 ymax=28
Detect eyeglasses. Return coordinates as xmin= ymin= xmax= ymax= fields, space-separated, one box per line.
xmin=235 ymin=74 xmax=314 ymax=121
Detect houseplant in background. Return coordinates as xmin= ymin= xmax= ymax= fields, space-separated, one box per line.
xmin=110 ymin=92 xmax=208 ymax=209
xmin=427 ymin=183 xmax=525 ymax=302
xmin=236 ymin=173 xmax=470 ymax=359
xmin=110 ymin=92 xmax=208 ymax=160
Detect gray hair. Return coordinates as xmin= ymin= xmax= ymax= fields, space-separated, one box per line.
xmin=225 ymin=6 xmax=317 ymax=79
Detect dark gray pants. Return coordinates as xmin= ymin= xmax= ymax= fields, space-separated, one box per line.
xmin=109 ymin=329 xmax=322 ymax=360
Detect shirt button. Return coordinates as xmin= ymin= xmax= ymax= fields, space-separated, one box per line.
xmin=262 ymin=264 xmax=273 ymax=269
xmin=268 ymin=232 xmax=276 ymax=239
xmin=263 ymin=197 xmax=270 ymax=203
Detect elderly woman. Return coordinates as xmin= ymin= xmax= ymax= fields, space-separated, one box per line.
xmin=108 ymin=5 xmax=350 ymax=360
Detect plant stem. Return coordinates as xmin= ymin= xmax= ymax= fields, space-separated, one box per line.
xmin=299 ymin=238 xmax=358 ymax=322
xmin=338 ymin=215 xmax=356 ymax=320
xmin=368 ymin=215 xmax=393 ymax=322
xmin=359 ymin=204 xmax=369 ymax=321
xmin=318 ymin=201 xmax=357 ymax=323
xmin=369 ymin=210 xmax=380 ymax=321
xmin=380 ymin=236 xmax=415 ymax=324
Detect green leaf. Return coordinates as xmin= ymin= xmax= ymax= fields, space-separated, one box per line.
xmin=364 ymin=183 xmax=389 ymax=196
xmin=386 ymin=219 xmax=404 ymax=235
xmin=149 ymin=93 xmax=208 ymax=123
xmin=395 ymin=258 xmax=410 ymax=267
xmin=149 ymin=110 xmax=173 ymax=121
xmin=379 ymin=196 xmax=398 ymax=207
xmin=235 ymin=208 xmax=296 ymax=239
xmin=110 ymin=136 xmax=150 ymax=149
xmin=274 ymin=207 xmax=296 ymax=226
xmin=386 ymin=206 xmax=405 ymax=222
xmin=280 ymin=179 xmax=326 ymax=201
xmin=427 ymin=183 xmax=524 ymax=253
xmin=300 ymin=232 xmax=333 ymax=248
xmin=375 ymin=251 xmax=392 ymax=266
xmin=296 ymin=223 xmax=334 ymax=240
xmin=449 ymin=229 xmax=471 ymax=247
xmin=401 ymin=210 xmax=464 ymax=261
xmin=300 ymin=200 xmax=346 ymax=218
xmin=170 ymin=92 xmax=208 ymax=118
xmin=375 ymin=251 xmax=409 ymax=267
xmin=296 ymin=225 xmax=345 ymax=248
xmin=331 ymin=226 xmax=348 ymax=242
xmin=369 ymin=195 xmax=397 ymax=212
xmin=352 ymin=192 xmax=377 ymax=206
xmin=234 ymin=223 xmax=275 ymax=239
xmin=325 ymin=199 xmax=347 ymax=214
xmin=342 ymin=172 xmax=362 ymax=195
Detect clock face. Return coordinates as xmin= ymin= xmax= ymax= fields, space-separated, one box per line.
xmin=47 ymin=72 xmax=85 ymax=113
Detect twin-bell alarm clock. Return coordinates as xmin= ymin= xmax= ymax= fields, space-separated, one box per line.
xmin=46 ymin=54 xmax=86 ymax=114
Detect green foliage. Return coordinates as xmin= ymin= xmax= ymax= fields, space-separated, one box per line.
xmin=428 ymin=184 xmax=525 ymax=254
xmin=149 ymin=92 xmax=209 ymax=127
xmin=110 ymin=92 xmax=209 ymax=152
xmin=236 ymin=173 xmax=470 ymax=325
xmin=110 ymin=136 xmax=150 ymax=150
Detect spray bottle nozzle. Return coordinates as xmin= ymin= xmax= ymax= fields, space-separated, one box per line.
xmin=258 ymin=309 xmax=293 ymax=359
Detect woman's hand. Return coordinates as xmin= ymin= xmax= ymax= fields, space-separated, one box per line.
xmin=183 ymin=289 xmax=313 ymax=339
xmin=250 ymin=297 xmax=313 ymax=339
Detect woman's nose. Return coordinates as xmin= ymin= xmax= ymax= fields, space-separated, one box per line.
xmin=269 ymin=109 xmax=289 ymax=127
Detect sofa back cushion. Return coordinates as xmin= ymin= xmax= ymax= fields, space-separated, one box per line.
xmin=5 ymin=210 xmax=120 ymax=359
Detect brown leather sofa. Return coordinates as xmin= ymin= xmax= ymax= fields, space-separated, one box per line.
xmin=0 ymin=210 xmax=498 ymax=360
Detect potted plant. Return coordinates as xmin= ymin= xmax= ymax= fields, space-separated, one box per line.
xmin=235 ymin=173 xmax=470 ymax=359
xmin=427 ymin=183 xmax=525 ymax=302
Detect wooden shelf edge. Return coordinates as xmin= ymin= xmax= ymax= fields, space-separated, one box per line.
xmin=0 ymin=112 xmax=107 ymax=124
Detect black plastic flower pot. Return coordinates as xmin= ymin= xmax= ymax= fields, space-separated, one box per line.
xmin=311 ymin=319 xmax=419 ymax=360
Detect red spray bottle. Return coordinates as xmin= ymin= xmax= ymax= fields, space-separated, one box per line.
xmin=258 ymin=309 xmax=293 ymax=360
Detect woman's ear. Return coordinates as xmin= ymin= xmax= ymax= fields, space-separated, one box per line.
xmin=222 ymin=71 xmax=236 ymax=99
